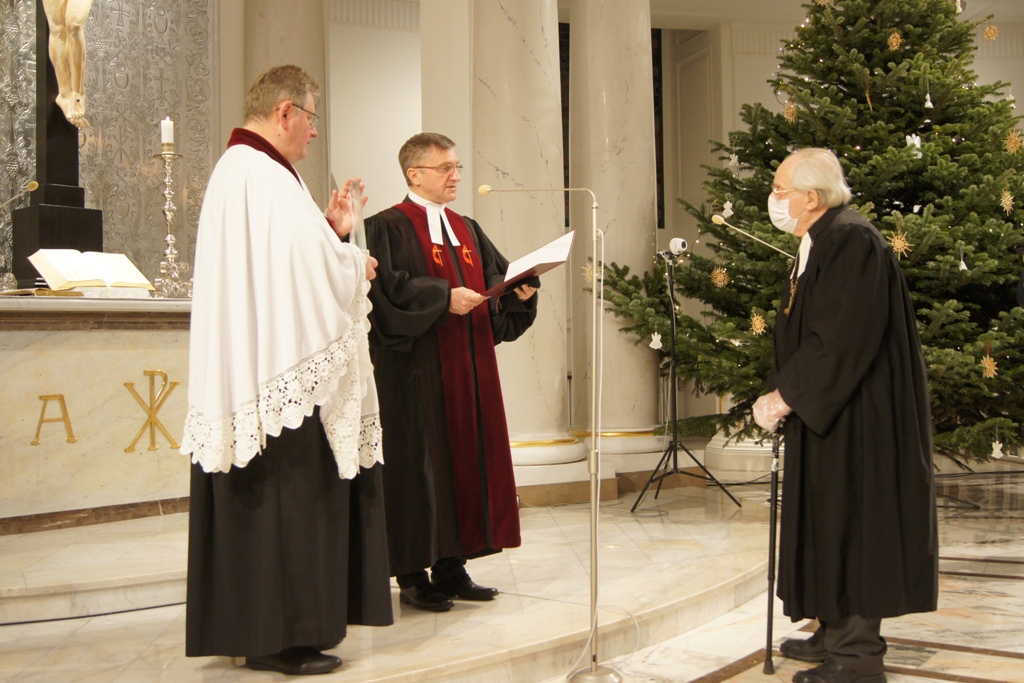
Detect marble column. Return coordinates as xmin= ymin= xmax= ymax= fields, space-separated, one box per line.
xmin=568 ymin=0 xmax=661 ymax=455
xmin=243 ymin=0 xmax=329 ymax=206
xmin=470 ymin=0 xmax=584 ymax=467
xmin=419 ymin=0 xmax=473 ymax=216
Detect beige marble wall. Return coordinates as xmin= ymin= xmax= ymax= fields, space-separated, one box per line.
xmin=243 ymin=0 xmax=330 ymax=206
xmin=470 ymin=0 xmax=584 ymax=466
xmin=568 ymin=0 xmax=660 ymax=445
xmin=419 ymin=0 xmax=474 ymax=217
xmin=0 ymin=303 xmax=190 ymax=519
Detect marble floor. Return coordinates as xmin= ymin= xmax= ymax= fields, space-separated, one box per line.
xmin=0 ymin=471 xmax=1021 ymax=682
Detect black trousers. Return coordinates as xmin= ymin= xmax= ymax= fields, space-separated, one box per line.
xmin=395 ymin=556 xmax=468 ymax=589
xmin=822 ymin=616 xmax=886 ymax=674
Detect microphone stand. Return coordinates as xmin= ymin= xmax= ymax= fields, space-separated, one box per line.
xmin=479 ymin=185 xmax=620 ymax=683
xmin=630 ymin=253 xmax=741 ymax=511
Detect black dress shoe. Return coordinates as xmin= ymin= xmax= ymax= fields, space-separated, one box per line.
xmin=436 ymin=576 xmax=499 ymax=601
xmin=780 ymin=625 xmax=828 ymax=663
xmin=245 ymin=646 xmax=342 ymax=675
xmin=793 ymin=659 xmax=886 ymax=683
xmin=399 ymin=584 xmax=454 ymax=612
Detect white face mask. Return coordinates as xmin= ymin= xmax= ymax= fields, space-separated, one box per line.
xmin=767 ymin=193 xmax=804 ymax=234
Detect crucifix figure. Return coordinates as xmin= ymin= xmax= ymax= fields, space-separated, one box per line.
xmin=41 ymin=0 xmax=93 ymax=128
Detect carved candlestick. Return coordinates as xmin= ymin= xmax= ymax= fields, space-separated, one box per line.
xmin=152 ymin=142 xmax=192 ymax=298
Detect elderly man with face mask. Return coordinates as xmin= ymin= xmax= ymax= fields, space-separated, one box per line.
xmin=752 ymin=148 xmax=938 ymax=683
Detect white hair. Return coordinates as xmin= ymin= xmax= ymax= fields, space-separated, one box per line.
xmin=788 ymin=148 xmax=852 ymax=207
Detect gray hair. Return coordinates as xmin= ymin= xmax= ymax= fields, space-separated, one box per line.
xmin=243 ymin=65 xmax=319 ymax=124
xmin=788 ymin=148 xmax=852 ymax=208
xmin=399 ymin=132 xmax=456 ymax=186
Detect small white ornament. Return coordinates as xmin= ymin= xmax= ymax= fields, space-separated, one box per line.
xmin=906 ymin=134 xmax=923 ymax=158
xmin=722 ymin=201 xmax=734 ymax=219
xmin=959 ymin=247 xmax=968 ymax=271
xmin=649 ymin=332 xmax=663 ymax=350
xmin=955 ymin=0 xmax=963 ymax=14
xmin=913 ymin=205 xmax=922 ymax=214
xmin=727 ymin=154 xmax=740 ymax=174
xmin=992 ymin=441 xmax=1004 ymax=459
xmin=924 ymin=93 xmax=934 ymax=109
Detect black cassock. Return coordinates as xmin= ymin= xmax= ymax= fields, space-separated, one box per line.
xmin=770 ymin=206 xmax=938 ymax=623
xmin=366 ymin=199 xmax=537 ymax=577
xmin=185 ymin=410 xmax=393 ymax=657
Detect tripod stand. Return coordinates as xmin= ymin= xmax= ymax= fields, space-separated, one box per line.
xmin=631 ymin=253 xmax=741 ymax=511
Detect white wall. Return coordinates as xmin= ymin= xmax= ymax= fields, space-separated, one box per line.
xmin=973 ymin=22 xmax=1024 ymax=105
xmin=327 ymin=23 xmax=421 ymax=215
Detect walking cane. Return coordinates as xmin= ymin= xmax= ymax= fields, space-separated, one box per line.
xmin=763 ymin=426 xmax=782 ymax=674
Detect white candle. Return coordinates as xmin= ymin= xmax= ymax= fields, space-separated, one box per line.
xmin=161 ymin=117 xmax=174 ymax=145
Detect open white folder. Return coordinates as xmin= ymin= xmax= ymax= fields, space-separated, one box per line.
xmin=482 ymin=231 xmax=574 ymax=298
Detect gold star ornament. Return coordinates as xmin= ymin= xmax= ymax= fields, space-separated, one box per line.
xmin=887 ymin=230 xmax=913 ymax=259
xmin=984 ymin=24 xmax=999 ymax=41
xmin=710 ymin=267 xmax=731 ymax=288
xmin=980 ymin=353 xmax=998 ymax=379
xmin=1006 ymin=129 xmax=1023 ymax=154
xmin=1002 ymin=189 xmax=1015 ymax=214
xmin=751 ymin=313 xmax=767 ymax=336
xmin=888 ymin=30 xmax=903 ymax=50
xmin=783 ymin=101 xmax=798 ymax=123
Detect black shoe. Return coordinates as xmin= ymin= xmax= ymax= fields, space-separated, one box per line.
xmin=436 ymin=576 xmax=499 ymax=601
xmin=399 ymin=583 xmax=455 ymax=612
xmin=780 ymin=625 xmax=828 ymax=663
xmin=245 ymin=647 xmax=342 ymax=675
xmin=792 ymin=659 xmax=886 ymax=683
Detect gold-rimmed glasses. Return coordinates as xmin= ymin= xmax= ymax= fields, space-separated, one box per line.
xmin=290 ymin=102 xmax=318 ymax=128
xmin=414 ymin=163 xmax=464 ymax=176
xmin=771 ymin=185 xmax=802 ymax=197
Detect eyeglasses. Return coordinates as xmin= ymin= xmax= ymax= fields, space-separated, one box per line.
xmin=771 ymin=185 xmax=802 ymax=197
xmin=414 ymin=163 xmax=464 ymax=176
xmin=290 ymin=102 xmax=318 ymax=128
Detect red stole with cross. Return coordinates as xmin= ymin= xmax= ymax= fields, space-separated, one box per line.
xmin=392 ymin=202 xmax=521 ymax=553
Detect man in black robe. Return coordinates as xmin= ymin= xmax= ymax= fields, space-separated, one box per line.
xmin=365 ymin=132 xmax=538 ymax=612
xmin=753 ymin=148 xmax=938 ymax=683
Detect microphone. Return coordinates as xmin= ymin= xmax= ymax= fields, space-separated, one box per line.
xmin=711 ymin=214 xmax=794 ymax=259
xmin=657 ymin=237 xmax=688 ymax=259
xmin=478 ymin=183 xmax=597 ymax=206
xmin=0 ymin=180 xmax=39 ymax=211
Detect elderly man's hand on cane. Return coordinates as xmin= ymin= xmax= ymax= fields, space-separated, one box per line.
xmin=753 ymin=389 xmax=792 ymax=433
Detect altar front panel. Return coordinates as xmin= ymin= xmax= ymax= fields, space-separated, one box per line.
xmin=0 ymin=299 xmax=190 ymax=522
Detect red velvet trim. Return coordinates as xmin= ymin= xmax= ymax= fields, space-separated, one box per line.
xmin=227 ymin=128 xmax=300 ymax=184
xmin=394 ymin=202 xmax=521 ymax=552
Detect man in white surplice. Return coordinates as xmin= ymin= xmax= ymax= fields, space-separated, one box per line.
xmin=179 ymin=65 xmax=393 ymax=677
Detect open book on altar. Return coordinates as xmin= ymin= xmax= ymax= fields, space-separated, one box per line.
xmin=28 ymin=249 xmax=155 ymax=292
xmin=483 ymin=231 xmax=574 ymax=298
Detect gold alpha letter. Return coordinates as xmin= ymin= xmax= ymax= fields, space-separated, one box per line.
xmin=124 ymin=370 xmax=181 ymax=452
xmin=32 ymin=394 xmax=78 ymax=445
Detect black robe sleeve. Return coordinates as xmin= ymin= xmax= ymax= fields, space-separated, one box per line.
xmin=773 ymin=216 xmax=890 ymax=435
xmin=462 ymin=216 xmax=539 ymax=345
xmin=365 ymin=208 xmax=451 ymax=351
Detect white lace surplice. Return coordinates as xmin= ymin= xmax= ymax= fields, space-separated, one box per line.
xmin=179 ymin=145 xmax=382 ymax=479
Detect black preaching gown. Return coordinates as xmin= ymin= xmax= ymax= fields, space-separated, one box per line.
xmin=771 ymin=206 xmax=938 ymax=623
xmin=366 ymin=199 xmax=537 ymax=576
xmin=185 ymin=408 xmax=393 ymax=657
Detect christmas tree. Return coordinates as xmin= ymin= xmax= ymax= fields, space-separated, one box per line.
xmin=602 ymin=0 xmax=1024 ymax=465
